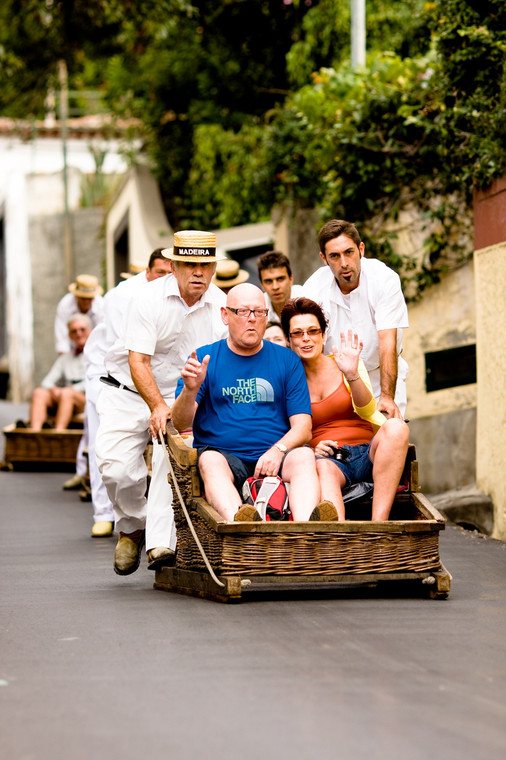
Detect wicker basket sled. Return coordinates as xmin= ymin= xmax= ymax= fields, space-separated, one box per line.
xmin=154 ymin=431 xmax=452 ymax=603
xmin=1 ymin=422 xmax=83 ymax=471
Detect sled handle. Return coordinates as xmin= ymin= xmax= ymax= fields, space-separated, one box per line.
xmin=158 ymin=430 xmax=225 ymax=588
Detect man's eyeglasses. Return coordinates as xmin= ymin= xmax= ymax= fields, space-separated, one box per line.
xmin=289 ymin=327 xmax=322 ymax=339
xmin=227 ymin=307 xmax=269 ymax=318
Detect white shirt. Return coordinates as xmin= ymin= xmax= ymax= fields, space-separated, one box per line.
xmin=105 ymin=274 xmax=228 ymax=398
xmin=102 ymin=271 xmax=150 ymax=349
xmin=265 ymin=284 xmax=303 ymax=323
xmin=54 ymin=293 xmax=104 ymax=354
xmin=40 ymin=351 xmax=87 ymax=393
xmin=84 ymin=275 xmax=152 ymax=404
xmin=302 ymin=258 xmax=409 ymax=403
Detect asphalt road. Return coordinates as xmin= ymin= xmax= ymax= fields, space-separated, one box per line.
xmin=1 ymin=400 xmax=506 ymax=760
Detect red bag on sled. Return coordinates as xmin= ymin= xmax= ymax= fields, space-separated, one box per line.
xmin=242 ymin=476 xmax=292 ymax=521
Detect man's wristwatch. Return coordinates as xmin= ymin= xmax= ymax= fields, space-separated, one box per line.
xmin=274 ymin=442 xmax=288 ymax=453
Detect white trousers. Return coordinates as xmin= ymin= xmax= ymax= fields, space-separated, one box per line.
xmin=76 ymin=425 xmax=88 ymax=478
xmin=85 ymin=388 xmax=114 ymax=523
xmin=95 ymin=385 xmax=175 ymax=550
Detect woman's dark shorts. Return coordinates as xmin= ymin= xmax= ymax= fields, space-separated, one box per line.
xmin=316 ymin=442 xmax=373 ymax=488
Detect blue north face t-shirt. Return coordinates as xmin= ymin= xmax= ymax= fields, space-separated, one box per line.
xmin=175 ymin=339 xmax=311 ymax=461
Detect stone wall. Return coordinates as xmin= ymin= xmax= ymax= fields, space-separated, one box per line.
xmin=473 ymin=177 xmax=506 ymax=541
xmin=29 ymin=207 xmax=105 ymax=385
xmin=475 ymin=242 xmax=506 ymax=540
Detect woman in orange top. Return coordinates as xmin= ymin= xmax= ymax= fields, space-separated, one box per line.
xmin=281 ymin=297 xmax=409 ymax=521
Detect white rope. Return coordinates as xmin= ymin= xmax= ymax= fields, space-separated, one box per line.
xmin=158 ymin=430 xmax=225 ymax=588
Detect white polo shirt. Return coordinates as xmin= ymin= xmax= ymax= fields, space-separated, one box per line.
xmin=302 ymin=258 xmax=409 ymax=404
xmin=105 ymin=274 xmax=227 ymax=398
xmin=103 ymin=271 xmax=150 ymax=348
xmin=40 ymin=351 xmax=87 ymax=393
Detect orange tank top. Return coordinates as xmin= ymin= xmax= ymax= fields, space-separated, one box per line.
xmin=310 ymin=380 xmax=374 ymax=448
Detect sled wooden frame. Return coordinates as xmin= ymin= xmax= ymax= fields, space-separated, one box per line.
xmin=154 ymin=431 xmax=451 ymax=603
xmin=1 ymin=423 xmax=83 ymax=471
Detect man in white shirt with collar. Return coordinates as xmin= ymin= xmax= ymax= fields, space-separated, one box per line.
xmin=83 ymin=249 xmax=172 ymax=538
xmin=95 ymin=231 xmax=227 ymax=577
xmin=302 ymin=219 xmax=409 ymax=419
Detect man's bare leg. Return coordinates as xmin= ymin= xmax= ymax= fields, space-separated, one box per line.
xmin=198 ymin=450 xmax=242 ymax=521
xmin=29 ymin=388 xmax=53 ymax=431
xmin=281 ymin=447 xmax=321 ymax=521
xmin=54 ymin=388 xmax=85 ymax=431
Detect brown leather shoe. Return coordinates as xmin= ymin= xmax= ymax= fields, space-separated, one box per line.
xmin=147 ymin=547 xmax=176 ymax=571
xmin=234 ymin=504 xmax=262 ymax=522
xmin=309 ymin=501 xmax=339 ymax=521
xmin=113 ymin=529 xmax=145 ymax=575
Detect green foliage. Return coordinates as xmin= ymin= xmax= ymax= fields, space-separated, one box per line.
xmin=1 ymin=0 xmax=505 ymax=291
xmin=184 ymin=122 xmax=271 ymax=229
xmin=188 ymin=0 xmax=505 ymax=296
xmin=430 ymin=0 xmax=506 ymax=186
xmin=286 ymin=0 xmax=433 ymax=88
xmin=262 ymin=52 xmax=467 ymax=292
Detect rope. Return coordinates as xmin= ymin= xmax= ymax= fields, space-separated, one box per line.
xmin=158 ymin=430 xmax=225 ymax=588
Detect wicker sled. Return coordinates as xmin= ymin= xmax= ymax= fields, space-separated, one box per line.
xmin=154 ymin=430 xmax=451 ymax=603
xmin=1 ymin=422 xmax=83 ymax=471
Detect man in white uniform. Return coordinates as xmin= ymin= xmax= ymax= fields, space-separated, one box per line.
xmin=257 ymin=251 xmax=303 ymax=323
xmin=27 ymin=314 xmax=92 ymax=430
xmin=302 ymin=219 xmax=409 ymax=419
xmin=95 ymin=231 xmax=227 ymax=576
xmin=84 ymin=250 xmax=173 ymax=538
xmin=56 ymin=274 xmax=104 ymax=491
xmin=54 ymin=274 xmax=104 ymax=354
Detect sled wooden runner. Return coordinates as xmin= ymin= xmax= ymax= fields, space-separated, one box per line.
xmin=154 ymin=429 xmax=452 ymax=603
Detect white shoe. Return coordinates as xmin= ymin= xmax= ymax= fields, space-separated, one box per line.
xmin=91 ymin=521 xmax=114 ymax=537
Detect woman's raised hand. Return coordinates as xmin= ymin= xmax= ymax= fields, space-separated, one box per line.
xmin=332 ymin=330 xmax=363 ymax=379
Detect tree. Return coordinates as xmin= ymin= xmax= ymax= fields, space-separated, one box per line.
xmin=186 ymin=0 xmax=506 ymax=295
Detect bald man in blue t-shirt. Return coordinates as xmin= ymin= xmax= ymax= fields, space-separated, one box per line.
xmin=173 ymin=284 xmax=333 ymax=522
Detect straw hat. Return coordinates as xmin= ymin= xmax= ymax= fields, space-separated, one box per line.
xmin=163 ymin=230 xmax=218 ymax=263
xmin=120 ymin=262 xmax=146 ymax=279
xmin=68 ymin=274 xmax=103 ymax=299
xmin=212 ymin=258 xmax=250 ymax=289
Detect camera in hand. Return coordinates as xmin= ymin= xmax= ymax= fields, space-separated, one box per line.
xmin=329 ymin=445 xmax=349 ymax=462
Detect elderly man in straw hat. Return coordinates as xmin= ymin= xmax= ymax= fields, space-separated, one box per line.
xmin=212 ymin=258 xmax=249 ymax=294
xmin=81 ymin=248 xmax=173 ymax=538
xmin=54 ymin=274 xmax=104 ymax=355
xmin=95 ymin=230 xmax=228 ymax=576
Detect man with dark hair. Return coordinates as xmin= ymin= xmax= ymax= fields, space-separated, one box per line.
xmin=257 ymin=250 xmax=302 ymax=323
xmin=302 ymin=219 xmax=409 ymax=419
xmin=147 ymin=248 xmax=172 ymax=274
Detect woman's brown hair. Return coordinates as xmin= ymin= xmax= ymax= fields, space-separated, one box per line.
xmin=280 ymin=297 xmax=328 ymax=339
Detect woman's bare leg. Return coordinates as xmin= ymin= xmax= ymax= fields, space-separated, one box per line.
xmin=315 ymin=458 xmax=347 ymax=520
xmin=369 ymin=418 xmax=410 ymax=521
